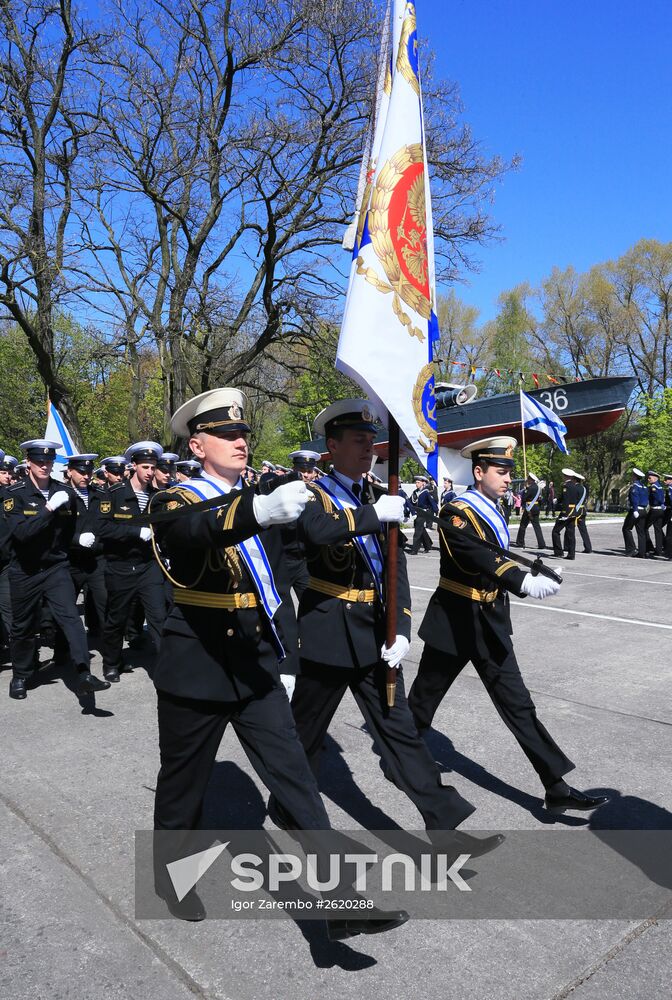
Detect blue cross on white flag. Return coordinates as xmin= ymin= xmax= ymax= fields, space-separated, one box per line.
xmin=520 ymin=391 xmax=569 ymax=453
xmin=336 ymin=0 xmax=439 ymax=478
xmin=45 ymin=399 xmax=78 ymax=467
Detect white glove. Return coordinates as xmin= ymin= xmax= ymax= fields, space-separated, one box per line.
xmin=253 ymin=482 xmax=309 ymax=526
xmin=521 ymin=568 xmax=562 ymax=600
xmin=78 ymin=532 xmax=95 ymax=548
xmin=633 ymin=511 xmax=639 ymax=519
xmin=46 ymin=490 xmax=70 ymax=511
xmin=372 ymin=495 xmax=405 ymax=523
xmin=139 ymin=526 xmax=152 ymax=541
xmin=381 ymin=634 xmax=410 ymax=669
xmin=280 ymin=674 xmax=296 ymax=700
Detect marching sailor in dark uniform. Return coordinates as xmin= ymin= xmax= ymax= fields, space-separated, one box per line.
xmin=0 ymin=452 xmax=18 ymax=650
xmin=175 ymin=458 xmax=202 ymax=482
xmin=575 ymin=472 xmax=593 ymax=553
xmin=149 ymin=388 xmax=407 ymax=936
xmin=92 ymin=441 xmax=168 ymax=683
xmin=514 ymin=472 xmax=546 ymax=549
xmin=271 ymin=449 xmax=323 ymax=599
xmin=645 ymin=470 xmax=665 ymax=557
xmin=153 ymin=452 xmax=180 ymax=490
xmin=552 ymin=468 xmax=587 ymax=560
xmin=60 ymin=454 xmax=108 ymax=648
xmin=100 ymin=456 xmax=127 ymax=489
xmin=6 ymin=440 xmax=110 ymax=700
xmin=623 ymin=468 xmax=648 ymax=557
xmin=408 ymin=474 xmax=438 ymax=554
xmin=440 ymin=476 xmax=456 ymax=507
xmin=269 ymin=400 xmax=496 ymax=848
xmin=408 ymin=436 xmax=609 ymax=815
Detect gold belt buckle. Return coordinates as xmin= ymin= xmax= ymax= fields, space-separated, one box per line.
xmin=356 ymin=590 xmax=367 ymax=603
xmin=239 ymin=594 xmax=250 ymax=609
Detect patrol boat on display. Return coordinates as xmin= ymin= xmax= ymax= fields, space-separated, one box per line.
xmin=432 ymin=375 xmax=637 ymax=451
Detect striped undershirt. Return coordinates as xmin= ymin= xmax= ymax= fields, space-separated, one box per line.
xmin=134 ymin=490 xmax=150 ymax=512
xmin=75 ymin=488 xmax=89 ymax=508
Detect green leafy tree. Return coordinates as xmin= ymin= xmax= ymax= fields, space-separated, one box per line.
xmin=624 ymin=391 xmax=672 ymax=478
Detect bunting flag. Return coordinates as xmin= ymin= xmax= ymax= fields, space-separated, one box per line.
xmin=45 ymin=399 xmax=78 ymax=467
xmin=336 ymin=0 xmax=439 ymax=478
xmin=445 ymin=360 xmax=582 ymax=383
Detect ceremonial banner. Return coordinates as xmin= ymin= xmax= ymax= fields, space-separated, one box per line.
xmin=45 ymin=399 xmax=77 ymax=467
xmin=336 ymin=0 xmax=439 ymax=478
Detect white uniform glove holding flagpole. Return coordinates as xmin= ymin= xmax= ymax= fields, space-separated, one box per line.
xmin=253 ymin=482 xmax=310 ymax=526
xmin=372 ymin=495 xmax=405 ymax=523
xmin=381 ymin=635 xmax=410 ymax=669
xmin=521 ymin=567 xmax=562 ymax=600
xmin=78 ymin=532 xmax=95 ymax=548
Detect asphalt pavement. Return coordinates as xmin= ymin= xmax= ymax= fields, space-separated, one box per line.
xmin=1 ymin=519 xmax=671 ymax=1000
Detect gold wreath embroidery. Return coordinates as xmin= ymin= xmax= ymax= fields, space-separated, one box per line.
xmin=412 ymin=362 xmax=438 ymax=454
xmin=396 ymin=5 xmax=420 ymax=97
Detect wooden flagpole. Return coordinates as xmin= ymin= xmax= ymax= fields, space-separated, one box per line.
xmin=385 ymin=414 xmax=400 ymax=708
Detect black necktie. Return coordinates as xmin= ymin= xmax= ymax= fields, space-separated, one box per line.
xmin=351 ymin=483 xmax=361 ymax=500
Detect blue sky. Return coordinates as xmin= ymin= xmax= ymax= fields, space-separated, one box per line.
xmin=421 ymin=0 xmax=672 ymax=319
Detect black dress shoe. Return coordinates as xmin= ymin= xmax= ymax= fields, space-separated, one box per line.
xmin=77 ymin=672 xmax=111 ymax=695
xmin=156 ymin=887 xmax=206 ymax=921
xmin=327 ymin=908 xmax=409 ymax=940
xmin=9 ymin=677 xmax=27 ymax=699
xmin=103 ymin=667 xmax=120 ymax=683
xmin=429 ymin=830 xmax=505 ymax=858
xmin=544 ymin=787 xmax=610 ymax=814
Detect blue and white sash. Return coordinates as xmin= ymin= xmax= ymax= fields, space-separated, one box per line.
xmin=572 ymin=486 xmax=587 ymax=517
xmin=317 ymin=474 xmax=385 ymax=599
xmin=525 ymin=485 xmax=541 ymax=512
xmin=178 ymin=474 xmax=285 ymax=655
xmin=456 ymin=488 xmax=510 ymax=550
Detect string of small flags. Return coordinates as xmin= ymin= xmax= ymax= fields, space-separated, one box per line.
xmin=445 ymin=361 xmax=582 ymax=388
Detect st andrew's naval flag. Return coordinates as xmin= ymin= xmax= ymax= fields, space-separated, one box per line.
xmin=520 ymin=391 xmax=569 ymax=454
xmin=45 ymin=398 xmax=78 ymax=468
xmin=336 ymin=0 xmax=439 ymax=478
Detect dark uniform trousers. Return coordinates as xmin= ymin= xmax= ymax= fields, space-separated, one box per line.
xmin=576 ymin=513 xmax=592 ymax=553
xmin=623 ymin=511 xmax=647 ymax=556
xmin=646 ymin=508 xmax=665 ymax=555
xmin=408 ymin=641 xmax=574 ymax=790
xmin=410 ymin=512 xmax=433 ymax=554
xmin=552 ymin=517 xmax=577 ymax=558
xmin=413 ymin=493 xmax=576 ymax=792
xmin=0 ymin=565 xmax=13 ymax=641
xmin=10 ymin=564 xmax=90 ymax=679
xmin=154 ymin=685 xmax=329 ymax=834
xmin=515 ymin=486 xmax=545 ymax=548
xmin=103 ymin=562 xmax=166 ymax=673
xmin=515 ymin=508 xmax=546 ymax=548
xmin=282 ymin=660 xmax=474 ymax=831
xmin=53 ymin=559 xmax=108 ymax=662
